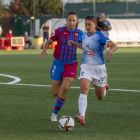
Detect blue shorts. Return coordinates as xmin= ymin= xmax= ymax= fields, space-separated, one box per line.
xmin=50 ymin=59 xmax=78 ymax=81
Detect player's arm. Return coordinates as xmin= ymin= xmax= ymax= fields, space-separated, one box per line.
xmin=68 ymin=40 xmax=82 ymax=49
xmin=43 ymin=29 xmax=49 ymax=32
xmin=39 ymin=39 xmax=53 ymax=59
xmin=106 ymin=41 xmax=118 ymax=60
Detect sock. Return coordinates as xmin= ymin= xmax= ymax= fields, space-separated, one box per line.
xmin=53 ymin=96 xmax=65 ymax=115
xmin=104 ymin=88 xmax=106 ymax=98
xmin=104 ymin=47 xmax=109 ymax=57
xmin=78 ymin=94 xmax=87 ymax=118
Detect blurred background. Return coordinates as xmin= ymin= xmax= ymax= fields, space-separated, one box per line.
xmin=0 ymin=0 xmax=140 ymax=48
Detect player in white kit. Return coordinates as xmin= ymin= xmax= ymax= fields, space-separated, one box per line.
xmin=68 ymin=15 xmax=118 ymax=126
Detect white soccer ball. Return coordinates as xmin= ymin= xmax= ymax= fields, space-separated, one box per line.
xmin=58 ymin=115 xmax=75 ymax=131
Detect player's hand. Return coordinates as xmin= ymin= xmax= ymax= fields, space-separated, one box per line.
xmin=107 ymin=50 xmax=113 ymax=60
xmin=39 ymin=51 xmax=47 ymax=59
xmin=68 ymin=40 xmax=74 ymax=46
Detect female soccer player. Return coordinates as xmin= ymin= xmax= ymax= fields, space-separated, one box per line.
xmin=68 ymin=15 xmax=118 ymax=125
xmin=40 ymin=11 xmax=83 ymax=121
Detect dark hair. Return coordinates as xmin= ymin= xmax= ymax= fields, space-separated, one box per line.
xmin=66 ymin=10 xmax=78 ymax=28
xmin=85 ymin=16 xmax=109 ymax=32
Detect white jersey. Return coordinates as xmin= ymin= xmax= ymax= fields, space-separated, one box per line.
xmin=82 ymin=31 xmax=110 ymax=66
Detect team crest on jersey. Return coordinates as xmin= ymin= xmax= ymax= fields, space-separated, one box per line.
xmin=52 ymin=73 xmax=54 ymax=76
xmin=75 ymin=33 xmax=78 ymax=36
xmin=85 ymin=43 xmax=89 ymax=49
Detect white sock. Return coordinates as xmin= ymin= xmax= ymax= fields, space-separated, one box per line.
xmin=104 ymin=47 xmax=109 ymax=57
xmin=78 ymin=94 xmax=87 ymax=118
xmin=104 ymin=88 xmax=106 ymax=98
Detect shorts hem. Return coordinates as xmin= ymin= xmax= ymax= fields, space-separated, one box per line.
xmin=78 ymin=76 xmax=92 ymax=82
xmin=93 ymin=82 xmax=106 ymax=87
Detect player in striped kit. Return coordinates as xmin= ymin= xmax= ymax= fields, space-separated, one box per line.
xmin=68 ymin=15 xmax=118 ymax=125
xmin=40 ymin=11 xmax=83 ymax=121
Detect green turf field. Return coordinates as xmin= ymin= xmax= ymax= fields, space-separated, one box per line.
xmin=0 ymin=48 xmax=140 ymax=140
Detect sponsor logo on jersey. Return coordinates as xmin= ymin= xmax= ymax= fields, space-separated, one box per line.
xmin=84 ymin=50 xmax=95 ymax=56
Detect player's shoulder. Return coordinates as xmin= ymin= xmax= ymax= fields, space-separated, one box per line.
xmin=105 ymin=20 xmax=110 ymax=25
xmin=77 ymin=28 xmax=83 ymax=34
xmin=95 ymin=31 xmax=108 ymax=39
xmin=82 ymin=32 xmax=87 ymax=37
xmin=56 ymin=27 xmax=65 ymax=33
xmin=95 ymin=31 xmax=103 ymax=37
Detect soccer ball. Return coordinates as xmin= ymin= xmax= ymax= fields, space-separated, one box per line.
xmin=58 ymin=115 xmax=75 ymax=131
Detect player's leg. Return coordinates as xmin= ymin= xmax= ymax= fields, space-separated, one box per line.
xmin=51 ymin=62 xmax=77 ymax=121
xmin=51 ymin=80 xmax=62 ymax=97
xmin=94 ymin=84 xmax=106 ymax=100
xmin=50 ymin=60 xmax=64 ymax=121
xmin=75 ymin=64 xmax=92 ymax=125
xmin=59 ymin=77 xmax=74 ymax=99
xmin=93 ymin=64 xmax=109 ymax=100
xmin=43 ymin=37 xmax=46 ymax=48
xmin=51 ymin=77 xmax=74 ymax=121
xmin=75 ymin=78 xmax=91 ymax=126
xmin=94 ymin=77 xmax=109 ymax=100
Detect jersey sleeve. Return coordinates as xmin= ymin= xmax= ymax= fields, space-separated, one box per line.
xmin=50 ymin=28 xmax=59 ymax=41
xmin=99 ymin=34 xmax=110 ymax=45
xmin=107 ymin=21 xmax=111 ymax=26
xmin=78 ymin=30 xmax=83 ymax=43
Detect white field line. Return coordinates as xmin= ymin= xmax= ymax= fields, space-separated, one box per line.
xmin=0 ymin=74 xmax=21 ymax=84
xmin=0 ymin=83 xmax=140 ymax=93
xmin=0 ymin=74 xmax=140 ymax=93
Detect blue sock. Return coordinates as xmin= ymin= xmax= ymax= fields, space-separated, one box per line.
xmin=53 ymin=96 xmax=65 ymax=115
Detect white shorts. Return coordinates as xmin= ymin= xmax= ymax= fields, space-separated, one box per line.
xmin=78 ymin=63 xmax=107 ymax=87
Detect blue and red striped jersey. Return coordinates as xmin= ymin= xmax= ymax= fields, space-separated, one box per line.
xmin=50 ymin=26 xmax=83 ymax=62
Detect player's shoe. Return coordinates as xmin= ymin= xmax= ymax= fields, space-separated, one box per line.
xmin=105 ymin=83 xmax=109 ymax=90
xmin=75 ymin=115 xmax=85 ymax=126
xmin=51 ymin=113 xmax=57 ymax=121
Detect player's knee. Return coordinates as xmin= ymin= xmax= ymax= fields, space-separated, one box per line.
xmin=98 ymin=97 xmax=103 ymax=100
xmin=61 ymin=85 xmax=69 ymax=94
xmin=97 ymin=95 xmax=104 ymax=100
xmin=81 ymin=87 xmax=89 ymax=94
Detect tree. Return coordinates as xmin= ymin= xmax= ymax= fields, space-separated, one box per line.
xmin=0 ymin=1 xmax=10 ymax=19
xmin=83 ymin=0 xmax=124 ymax=2
xmin=9 ymin=0 xmax=62 ymax=16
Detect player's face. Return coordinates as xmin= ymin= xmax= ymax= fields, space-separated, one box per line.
xmin=85 ymin=20 xmax=96 ymax=34
xmin=45 ymin=22 xmax=48 ymax=26
xmin=100 ymin=14 xmax=105 ymax=21
xmin=66 ymin=15 xmax=78 ymax=30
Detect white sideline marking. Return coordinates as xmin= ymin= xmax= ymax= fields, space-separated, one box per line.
xmin=0 ymin=83 xmax=140 ymax=93
xmin=0 ymin=74 xmax=140 ymax=93
xmin=0 ymin=74 xmax=21 ymax=84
